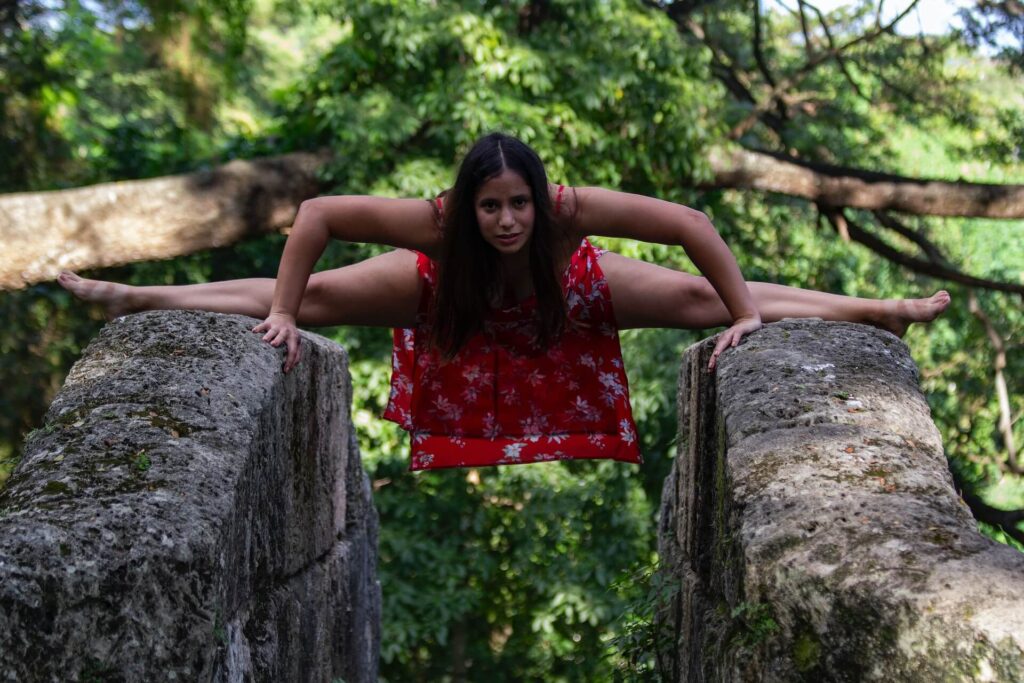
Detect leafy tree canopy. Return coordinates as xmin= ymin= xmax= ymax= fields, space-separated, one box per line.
xmin=2 ymin=1 xmax=1022 ymax=679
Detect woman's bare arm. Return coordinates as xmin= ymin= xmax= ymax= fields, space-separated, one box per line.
xmin=270 ymin=197 xmax=440 ymax=317
xmin=257 ymin=196 xmax=441 ymax=372
xmin=562 ymin=185 xmax=761 ymax=368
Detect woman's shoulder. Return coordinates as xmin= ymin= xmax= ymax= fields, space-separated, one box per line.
xmin=551 ymin=186 xmax=688 ymax=243
xmin=549 ymin=182 xmax=585 ymax=241
xmin=551 ymin=185 xmax=647 ymax=244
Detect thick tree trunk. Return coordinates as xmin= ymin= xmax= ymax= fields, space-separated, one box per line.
xmin=3 ymin=146 xmax=1022 ymax=291
xmin=706 ymin=147 xmax=1024 ymax=218
xmin=0 ymin=152 xmax=327 ymax=290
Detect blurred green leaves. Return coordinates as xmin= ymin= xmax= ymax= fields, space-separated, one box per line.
xmin=2 ymin=0 xmax=1022 ymax=680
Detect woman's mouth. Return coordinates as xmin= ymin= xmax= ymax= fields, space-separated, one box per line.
xmin=496 ymin=233 xmax=521 ymax=245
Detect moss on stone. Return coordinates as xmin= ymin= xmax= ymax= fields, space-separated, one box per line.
xmin=723 ymin=600 xmax=780 ymax=650
xmin=661 ymin=320 xmax=1024 ymax=683
xmin=42 ymin=480 xmax=71 ymax=495
xmin=129 ymin=406 xmax=195 ymax=437
xmin=714 ymin=432 xmax=729 ymax=568
xmin=792 ymin=631 xmax=821 ymax=672
xmin=812 ymin=543 xmax=842 ymax=564
xmin=756 ymin=534 xmax=804 ymax=565
xmin=134 ymin=450 xmax=151 ymax=472
xmin=741 ymin=453 xmax=787 ymax=493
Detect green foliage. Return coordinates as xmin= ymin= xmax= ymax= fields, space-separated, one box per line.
xmin=792 ymin=631 xmax=822 ymax=672
xmin=268 ymin=4 xmax=720 ymax=678
xmin=134 ymin=449 xmax=151 ymax=472
xmin=681 ymin=0 xmax=1024 ymax=549
xmin=603 ymin=556 xmax=678 ymax=681
xmin=0 ymin=0 xmax=262 ymax=191
xmin=0 ymin=285 xmax=99 ymax=487
xmin=365 ymin=462 xmax=652 ymax=681
xmin=2 ymin=0 xmax=1023 ymax=679
xmin=281 ymin=0 xmax=719 ymax=197
xmin=725 ymin=600 xmax=780 ymax=649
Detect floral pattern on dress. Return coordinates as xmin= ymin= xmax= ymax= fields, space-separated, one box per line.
xmin=382 ymin=239 xmax=643 ymax=471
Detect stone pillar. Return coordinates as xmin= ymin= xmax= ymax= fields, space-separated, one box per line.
xmin=0 ymin=310 xmax=380 ymax=682
xmin=658 ymin=320 xmax=1024 ymax=682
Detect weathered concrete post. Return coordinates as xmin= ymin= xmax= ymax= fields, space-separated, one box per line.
xmin=658 ymin=320 xmax=1024 ymax=682
xmin=0 ymin=310 xmax=380 ymax=682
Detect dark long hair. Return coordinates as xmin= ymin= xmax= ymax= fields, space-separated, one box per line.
xmin=429 ymin=133 xmax=572 ymax=359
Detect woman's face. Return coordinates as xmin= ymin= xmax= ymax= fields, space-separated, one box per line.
xmin=474 ymin=169 xmax=535 ymax=257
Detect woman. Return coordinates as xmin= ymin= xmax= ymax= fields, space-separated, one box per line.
xmin=58 ymin=133 xmax=950 ymax=470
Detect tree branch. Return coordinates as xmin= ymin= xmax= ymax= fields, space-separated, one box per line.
xmin=803 ymin=0 xmax=870 ymax=101
xmin=706 ymin=147 xmax=1024 ymax=219
xmin=6 ymin=146 xmax=1023 ymax=293
xmin=967 ymin=290 xmax=1022 ymax=474
xmin=872 ymin=211 xmax=948 ymax=264
xmin=796 ymin=0 xmax=816 ymax=59
xmin=670 ymin=15 xmax=789 ymax=141
xmin=724 ymin=0 xmax=921 ymax=138
xmin=641 ymin=1 xmax=793 ymax=140
xmin=952 ymin=469 xmax=1024 ymax=546
xmin=821 ymin=209 xmax=1024 ymax=296
xmin=862 ymin=59 xmax=946 ymax=112
xmin=752 ymin=0 xmax=779 ymax=88
xmin=0 ymin=151 xmax=329 ymax=290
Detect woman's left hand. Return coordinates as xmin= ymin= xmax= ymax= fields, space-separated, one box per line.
xmin=252 ymin=312 xmax=302 ymax=373
xmin=709 ymin=314 xmax=762 ymax=372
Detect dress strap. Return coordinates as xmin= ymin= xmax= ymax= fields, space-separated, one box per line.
xmin=435 ymin=195 xmax=445 ymax=226
xmin=427 ymin=195 xmax=446 ymax=228
xmin=554 ymin=184 xmax=565 ymax=216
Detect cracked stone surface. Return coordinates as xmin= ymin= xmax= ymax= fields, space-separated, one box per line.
xmin=658 ymin=320 xmax=1024 ymax=682
xmin=0 ymin=310 xmax=380 ymax=682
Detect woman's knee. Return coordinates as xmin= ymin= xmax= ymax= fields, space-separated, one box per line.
xmin=663 ymin=275 xmax=728 ymax=328
xmin=664 ymin=272 xmax=717 ymax=308
xmin=304 ymin=272 xmax=332 ymax=302
xmin=685 ymin=276 xmax=719 ymax=305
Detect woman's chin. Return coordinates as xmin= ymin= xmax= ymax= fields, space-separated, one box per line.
xmin=492 ymin=235 xmax=524 ymax=250
xmin=488 ymin=237 xmax=530 ymax=255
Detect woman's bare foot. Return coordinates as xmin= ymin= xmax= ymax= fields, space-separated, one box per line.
xmin=57 ymin=271 xmax=138 ymax=320
xmin=874 ymin=290 xmax=951 ymax=337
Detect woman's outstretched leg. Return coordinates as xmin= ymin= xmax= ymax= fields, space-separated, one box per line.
xmin=57 ymin=249 xmax=423 ymax=328
xmin=58 ymin=272 xmax=276 ymax=319
xmin=737 ymin=281 xmax=949 ymax=337
xmin=598 ymin=253 xmax=950 ymax=335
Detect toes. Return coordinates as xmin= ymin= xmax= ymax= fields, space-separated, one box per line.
xmin=57 ymin=274 xmax=78 ymax=292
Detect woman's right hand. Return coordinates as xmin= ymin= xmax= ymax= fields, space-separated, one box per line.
xmin=252 ymin=312 xmax=301 ymax=373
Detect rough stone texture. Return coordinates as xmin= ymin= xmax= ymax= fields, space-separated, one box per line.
xmin=0 ymin=310 xmax=380 ymax=682
xmin=658 ymin=319 xmax=1024 ymax=682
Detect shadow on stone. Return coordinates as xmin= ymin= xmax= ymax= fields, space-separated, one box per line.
xmin=657 ymin=320 xmax=1024 ymax=682
xmin=0 ymin=310 xmax=380 ymax=682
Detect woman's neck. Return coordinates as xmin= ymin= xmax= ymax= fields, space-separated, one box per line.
xmin=498 ymin=252 xmax=533 ymax=304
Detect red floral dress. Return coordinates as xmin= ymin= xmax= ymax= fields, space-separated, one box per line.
xmin=383 ymin=232 xmax=644 ymax=471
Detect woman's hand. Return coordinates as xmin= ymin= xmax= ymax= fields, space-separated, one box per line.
xmin=252 ymin=312 xmax=301 ymax=373
xmin=708 ymin=314 xmax=762 ymax=372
